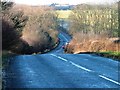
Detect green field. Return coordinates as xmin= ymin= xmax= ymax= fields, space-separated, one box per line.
xmin=97 ymin=51 xmax=120 ymax=61
xmin=56 ymin=10 xmax=72 ymax=19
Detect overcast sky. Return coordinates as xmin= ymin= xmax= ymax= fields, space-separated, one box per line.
xmin=7 ymin=0 xmax=119 ymax=5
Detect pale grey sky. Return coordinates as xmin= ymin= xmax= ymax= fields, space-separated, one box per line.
xmin=6 ymin=0 xmax=119 ymax=5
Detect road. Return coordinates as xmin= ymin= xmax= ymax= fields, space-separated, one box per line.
xmin=4 ymin=32 xmax=120 ymax=88
xmin=48 ymin=31 xmax=71 ymax=54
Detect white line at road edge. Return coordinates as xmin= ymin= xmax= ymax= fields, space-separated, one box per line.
xmin=99 ymin=75 xmax=120 ymax=86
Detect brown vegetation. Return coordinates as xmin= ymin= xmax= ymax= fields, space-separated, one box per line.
xmin=11 ymin=4 xmax=58 ymax=53
xmin=2 ymin=1 xmax=59 ymax=54
xmin=65 ymin=3 xmax=119 ymax=54
xmin=65 ymin=33 xmax=120 ymax=54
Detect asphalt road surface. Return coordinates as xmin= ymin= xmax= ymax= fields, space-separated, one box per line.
xmin=4 ymin=32 xmax=120 ymax=88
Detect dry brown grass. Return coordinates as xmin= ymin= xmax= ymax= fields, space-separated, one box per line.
xmin=65 ymin=32 xmax=120 ymax=54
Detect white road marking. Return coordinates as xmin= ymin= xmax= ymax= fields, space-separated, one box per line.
xmin=57 ymin=56 xmax=68 ymax=62
xmin=99 ymin=75 xmax=120 ymax=86
xmin=51 ymin=54 xmax=120 ymax=86
xmin=51 ymin=54 xmax=92 ymax=72
xmin=69 ymin=61 xmax=92 ymax=72
xmin=51 ymin=54 xmax=68 ymax=62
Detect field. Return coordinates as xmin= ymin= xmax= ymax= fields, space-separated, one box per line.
xmin=56 ymin=10 xmax=72 ymax=19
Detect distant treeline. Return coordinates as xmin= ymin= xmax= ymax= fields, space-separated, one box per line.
xmin=69 ymin=3 xmax=119 ymax=37
xmin=50 ymin=3 xmax=74 ymax=10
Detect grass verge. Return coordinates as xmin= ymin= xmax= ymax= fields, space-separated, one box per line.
xmin=96 ymin=51 xmax=120 ymax=61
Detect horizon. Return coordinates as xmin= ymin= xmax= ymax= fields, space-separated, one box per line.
xmin=4 ymin=0 xmax=119 ymax=5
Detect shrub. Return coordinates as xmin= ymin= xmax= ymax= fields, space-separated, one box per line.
xmin=20 ymin=5 xmax=58 ymax=53
xmin=2 ymin=16 xmax=20 ymax=50
xmin=1 ymin=1 xmax=29 ymax=53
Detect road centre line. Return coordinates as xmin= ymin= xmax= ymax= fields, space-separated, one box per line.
xmin=51 ymin=54 xmax=92 ymax=72
xmin=99 ymin=75 xmax=120 ymax=86
xmin=69 ymin=61 xmax=92 ymax=72
xmin=51 ymin=54 xmax=68 ymax=62
xmin=51 ymin=54 xmax=120 ymax=86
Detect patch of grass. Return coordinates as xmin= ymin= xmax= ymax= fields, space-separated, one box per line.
xmin=100 ymin=51 xmax=120 ymax=56
xmin=97 ymin=51 xmax=120 ymax=61
xmin=56 ymin=10 xmax=72 ymax=19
